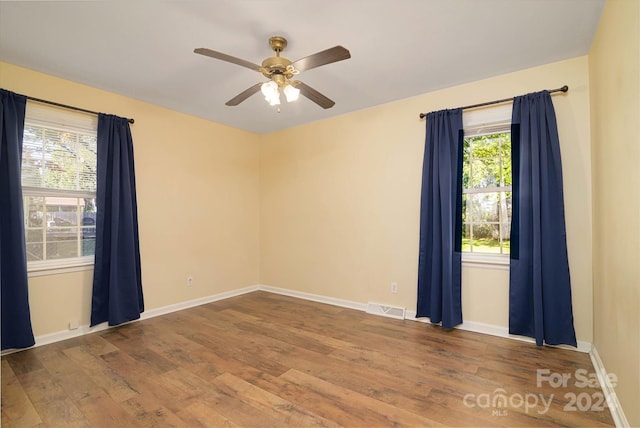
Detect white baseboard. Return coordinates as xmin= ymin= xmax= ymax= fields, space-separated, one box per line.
xmin=7 ymin=284 xmax=589 ymax=357
xmin=140 ymin=285 xmax=260 ymax=321
xmin=0 ymin=285 xmax=260 ymax=356
xmin=404 ymin=309 xmax=592 ymax=353
xmin=258 ymin=284 xmax=367 ymax=312
xmin=257 ymin=286 xmax=592 ymax=353
xmin=27 ymin=322 xmax=112 ymax=351
xmin=10 ymin=284 xmax=358 ymax=355
xmin=589 ymin=346 xmax=629 ymax=428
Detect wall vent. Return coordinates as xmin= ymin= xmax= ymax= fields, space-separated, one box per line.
xmin=366 ymin=302 xmax=406 ymax=320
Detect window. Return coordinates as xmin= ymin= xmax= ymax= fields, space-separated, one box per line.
xmin=21 ymin=103 xmax=98 ymax=271
xmin=462 ymin=124 xmax=512 ymax=255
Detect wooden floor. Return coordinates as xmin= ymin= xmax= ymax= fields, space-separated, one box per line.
xmin=2 ymin=291 xmax=614 ymax=427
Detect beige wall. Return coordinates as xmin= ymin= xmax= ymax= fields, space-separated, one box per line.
xmin=0 ymin=62 xmax=261 ymax=337
xmin=2 ymin=57 xmax=594 ymax=345
xmin=589 ymin=0 xmax=640 ymax=425
xmin=260 ymin=56 xmax=594 ymax=343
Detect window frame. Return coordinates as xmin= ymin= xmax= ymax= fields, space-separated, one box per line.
xmin=461 ymin=105 xmax=512 ymax=268
xmin=22 ymin=103 xmax=98 ymax=275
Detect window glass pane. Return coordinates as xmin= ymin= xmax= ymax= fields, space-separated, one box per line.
xmin=26 ymin=233 xmax=44 ymax=262
xmin=462 ymin=223 xmax=471 ymax=252
xmin=22 ymin=124 xmax=97 ymax=192
xmin=468 ymin=223 xmax=501 ymax=253
xmin=470 ymin=157 xmax=501 ymax=188
xmin=22 ymin=127 xmax=45 ymax=188
xmin=25 ymin=196 xmax=45 ymax=227
xmin=25 ymin=196 xmax=45 ymax=262
xmin=471 ymin=134 xmax=503 ymax=157
xmin=502 ymin=140 xmax=512 ymax=186
xmin=500 ymin=139 xmax=511 ymax=157
xmin=45 ymin=129 xmax=78 ymax=191
xmin=462 ymin=194 xmax=468 ymax=222
xmin=23 ymin=195 xmax=96 ymax=262
xmin=501 ymin=223 xmax=511 ymax=255
xmin=462 ymin=139 xmax=471 ymax=189
xmin=47 ymin=226 xmax=78 ymax=260
xmin=468 ymin=193 xmax=500 ymax=222
xmin=78 ymin=134 xmax=97 ymax=192
xmin=501 ymin=191 xmax=512 ymax=220
xmin=461 ymin=130 xmax=511 ymax=255
xmin=81 ymin=200 xmax=97 ymax=257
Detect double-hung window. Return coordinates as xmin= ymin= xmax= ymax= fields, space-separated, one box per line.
xmin=461 ymin=123 xmax=512 ymax=257
xmin=21 ymin=103 xmax=98 ymax=272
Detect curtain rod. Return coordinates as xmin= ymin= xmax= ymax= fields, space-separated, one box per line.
xmin=418 ymin=85 xmax=568 ymax=119
xmin=25 ymin=95 xmax=135 ymax=124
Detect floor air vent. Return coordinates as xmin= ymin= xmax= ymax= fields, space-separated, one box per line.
xmin=366 ymin=302 xmax=406 ymax=320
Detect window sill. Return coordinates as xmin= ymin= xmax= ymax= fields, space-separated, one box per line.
xmin=462 ymin=253 xmax=509 ymax=270
xmin=28 ymin=259 xmax=94 ymax=277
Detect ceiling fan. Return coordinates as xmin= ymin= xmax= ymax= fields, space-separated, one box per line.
xmin=194 ymin=36 xmax=351 ymax=109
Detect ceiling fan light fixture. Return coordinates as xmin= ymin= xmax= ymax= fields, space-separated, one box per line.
xmin=261 ymin=81 xmax=281 ymax=106
xmin=283 ymin=83 xmax=300 ymax=102
xmin=267 ymin=93 xmax=281 ymax=106
xmin=261 ymin=81 xmax=277 ymax=97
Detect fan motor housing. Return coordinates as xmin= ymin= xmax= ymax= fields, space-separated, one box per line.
xmin=261 ymin=56 xmax=292 ymax=78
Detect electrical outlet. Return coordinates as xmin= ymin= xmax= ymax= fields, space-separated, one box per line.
xmin=391 ymin=282 xmax=398 ymax=294
xmin=187 ymin=276 xmax=193 ymax=286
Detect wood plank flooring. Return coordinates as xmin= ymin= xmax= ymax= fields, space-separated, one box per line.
xmin=2 ymin=291 xmax=615 ymax=427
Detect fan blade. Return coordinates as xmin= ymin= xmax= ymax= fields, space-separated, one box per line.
xmin=225 ymin=83 xmax=262 ymax=106
xmin=296 ymin=82 xmax=335 ymax=109
xmin=194 ymin=48 xmax=262 ymax=72
xmin=291 ymin=46 xmax=351 ymax=72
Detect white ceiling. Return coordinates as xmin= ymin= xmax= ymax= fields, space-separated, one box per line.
xmin=0 ymin=0 xmax=604 ymax=134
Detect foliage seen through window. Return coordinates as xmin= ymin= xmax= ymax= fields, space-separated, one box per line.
xmin=462 ymin=131 xmax=511 ymax=254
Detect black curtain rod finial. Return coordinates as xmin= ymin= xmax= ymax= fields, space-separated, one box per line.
xmin=418 ymin=85 xmax=569 ymax=119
